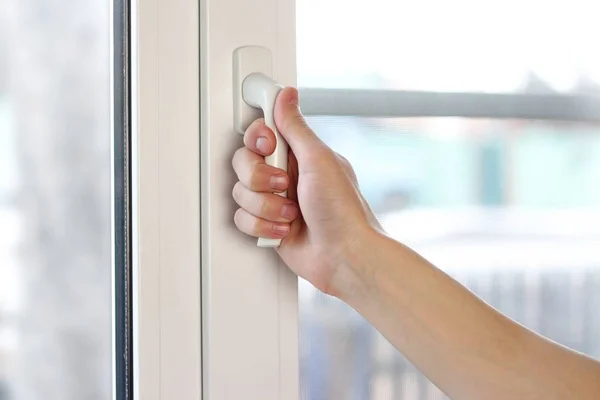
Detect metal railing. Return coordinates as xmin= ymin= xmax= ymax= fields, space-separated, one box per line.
xmin=299 ymin=88 xmax=600 ymax=122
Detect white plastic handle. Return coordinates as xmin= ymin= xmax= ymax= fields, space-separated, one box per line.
xmin=242 ymin=73 xmax=288 ymax=248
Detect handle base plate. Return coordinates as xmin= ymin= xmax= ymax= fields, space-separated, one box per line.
xmin=233 ymin=46 xmax=274 ymax=135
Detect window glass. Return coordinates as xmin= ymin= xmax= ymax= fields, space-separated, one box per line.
xmin=298 ymin=117 xmax=600 ymax=400
xmin=297 ymin=0 xmax=600 ymax=93
xmin=0 ymin=1 xmax=111 ymax=399
xmin=297 ymin=1 xmax=600 ymax=397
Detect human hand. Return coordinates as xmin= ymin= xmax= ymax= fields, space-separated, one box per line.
xmin=232 ymin=87 xmax=381 ymax=296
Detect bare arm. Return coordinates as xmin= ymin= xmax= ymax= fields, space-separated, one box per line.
xmin=231 ymin=86 xmax=600 ymax=399
xmin=341 ymin=230 xmax=600 ymax=399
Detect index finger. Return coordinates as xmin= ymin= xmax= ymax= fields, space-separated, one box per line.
xmin=244 ymin=118 xmax=277 ymax=156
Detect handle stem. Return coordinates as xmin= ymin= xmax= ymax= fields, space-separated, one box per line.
xmin=242 ymin=73 xmax=288 ymax=248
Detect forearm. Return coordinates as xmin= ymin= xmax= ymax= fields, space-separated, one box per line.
xmin=339 ymin=229 xmax=600 ymax=400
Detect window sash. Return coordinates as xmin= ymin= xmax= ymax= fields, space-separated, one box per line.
xmin=199 ymin=0 xmax=299 ymax=397
xmin=123 ymin=0 xmax=299 ymax=398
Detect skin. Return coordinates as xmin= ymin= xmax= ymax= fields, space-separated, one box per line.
xmin=231 ymin=86 xmax=600 ymax=399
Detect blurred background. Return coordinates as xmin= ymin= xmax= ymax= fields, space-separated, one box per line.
xmin=1 ymin=0 xmax=600 ymax=399
xmin=296 ymin=0 xmax=600 ymax=399
xmin=0 ymin=0 xmax=111 ymax=399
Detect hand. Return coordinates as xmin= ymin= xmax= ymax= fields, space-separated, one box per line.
xmin=232 ymin=87 xmax=382 ymax=296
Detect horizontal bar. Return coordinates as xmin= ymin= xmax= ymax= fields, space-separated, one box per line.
xmin=299 ymin=88 xmax=600 ymax=122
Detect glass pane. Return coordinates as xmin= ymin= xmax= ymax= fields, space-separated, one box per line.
xmin=297 ymin=0 xmax=600 ymax=93
xmin=0 ymin=2 xmax=111 ymax=399
xmin=298 ymin=117 xmax=600 ymax=399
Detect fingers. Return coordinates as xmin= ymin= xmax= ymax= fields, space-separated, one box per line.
xmin=233 ymin=88 xmax=315 ymax=241
xmin=234 ymin=208 xmax=292 ymax=239
xmin=232 ymin=147 xmax=289 ymax=192
xmin=274 ymin=87 xmax=324 ymax=162
xmin=286 ymin=150 xmax=299 ymax=202
xmin=232 ymin=182 xmax=300 ymax=223
xmin=243 ymin=118 xmax=276 ymax=156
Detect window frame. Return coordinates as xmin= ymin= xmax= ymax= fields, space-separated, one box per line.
xmin=127 ymin=0 xmax=202 ymax=398
xmin=115 ymin=0 xmax=300 ymax=398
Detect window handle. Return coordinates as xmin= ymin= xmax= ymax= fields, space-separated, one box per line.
xmin=233 ymin=46 xmax=288 ymax=248
xmin=243 ymin=73 xmax=287 ymax=247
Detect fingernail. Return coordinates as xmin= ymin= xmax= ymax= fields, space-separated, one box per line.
xmin=270 ymin=175 xmax=287 ymax=190
xmin=281 ymin=204 xmax=299 ymax=221
xmin=256 ymin=137 xmax=270 ymax=153
xmin=273 ymin=224 xmax=290 ymax=237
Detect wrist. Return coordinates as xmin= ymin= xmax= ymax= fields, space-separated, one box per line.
xmin=331 ymin=225 xmax=389 ymax=302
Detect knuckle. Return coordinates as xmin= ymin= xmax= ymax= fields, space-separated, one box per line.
xmin=248 ymin=168 xmax=263 ymax=190
xmin=255 ymin=195 xmax=271 ymax=217
xmin=336 ymin=153 xmax=357 ymax=177
xmin=337 ymin=153 xmax=350 ymax=166
xmin=246 ymin=118 xmax=265 ymax=133
xmin=232 ymin=182 xmax=243 ymax=202
xmin=233 ymin=208 xmax=243 ymax=227
xmin=234 ymin=208 xmax=258 ymax=235
xmin=232 ymin=147 xmax=250 ymax=172
xmin=231 ymin=147 xmax=242 ymax=167
xmin=248 ymin=215 xmax=260 ymax=234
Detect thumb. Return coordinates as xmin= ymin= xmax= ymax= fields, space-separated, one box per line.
xmin=274 ymin=87 xmax=323 ymax=161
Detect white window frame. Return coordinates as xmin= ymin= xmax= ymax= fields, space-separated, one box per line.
xmin=130 ymin=0 xmax=203 ymax=398
xmin=119 ymin=0 xmax=299 ymax=398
